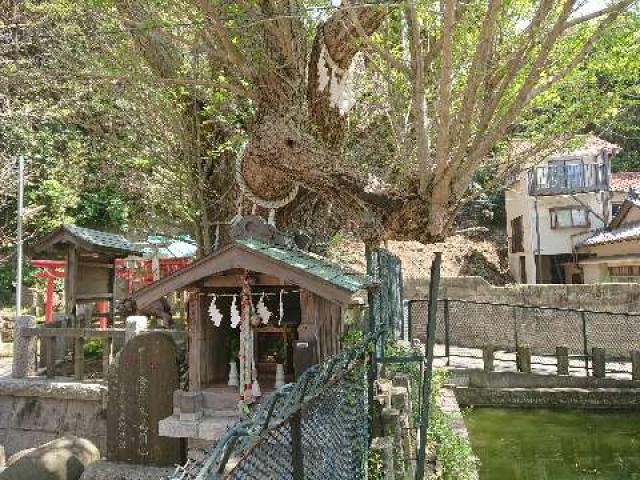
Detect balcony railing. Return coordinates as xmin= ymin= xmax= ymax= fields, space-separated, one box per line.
xmin=528 ymin=163 xmax=609 ymax=196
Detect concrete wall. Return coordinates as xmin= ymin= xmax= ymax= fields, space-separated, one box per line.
xmin=406 ymin=276 xmax=640 ymax=312
xmin=0 ymin=379 xmax=107 ymax=457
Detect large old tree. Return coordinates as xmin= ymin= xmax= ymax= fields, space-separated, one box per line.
xmin=5 ymin=0 xmax=640 ymax=247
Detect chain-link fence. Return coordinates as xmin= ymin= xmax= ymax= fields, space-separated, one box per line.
xmin=407 ymin=298 xmax=640 ymax=377
xmin=171 ymin=331 xmax=376 ymax=480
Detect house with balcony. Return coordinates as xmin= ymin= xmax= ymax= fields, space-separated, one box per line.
xmin=505 ymin=136 xmax=623 ymax=284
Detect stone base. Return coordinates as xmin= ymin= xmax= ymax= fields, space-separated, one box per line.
xmin=80 ymin=461 xmax=175 ymax=480
xmin=159 ymin=411 xmax=238 ymax=441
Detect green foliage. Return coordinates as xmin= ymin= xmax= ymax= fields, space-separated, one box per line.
xmin=367 ymin=450 xmax=385 ymax=480
xmin=0 ymin=261 xmax=38 ymax=307
xmin=341 ymin=328 xmax=364 ymax=350
xmin=84 ymin=339 xmax=105 ymax=358
xmin=427 ymin=371 xmax=479 ymax=480
xmin=382 ymin=339 xmax=478 ymax=479
xmin=611 ymin=152 xmax=640 ymax=173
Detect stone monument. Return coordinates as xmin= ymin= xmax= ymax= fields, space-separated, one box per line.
xmin=107 ymin=332 xmax=183 ymax=466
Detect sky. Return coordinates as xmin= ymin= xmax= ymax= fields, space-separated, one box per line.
xmin=577 ymin=0 xmax=610 ymax=15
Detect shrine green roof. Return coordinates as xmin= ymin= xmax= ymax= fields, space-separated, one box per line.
xmin=33 ymin=224 xmax=142 ymax=257
xmin=236 ymin=238 xmax=375 ymax=293
xmin=64 ymin=225 xmax=142 ymax=254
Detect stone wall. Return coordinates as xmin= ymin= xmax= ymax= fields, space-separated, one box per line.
xmin=0 ymin=379 xmax=107 ymax=456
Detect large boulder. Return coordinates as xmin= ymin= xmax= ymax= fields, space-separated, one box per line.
xmin=0 ymin=436 xmax=100 ymax=480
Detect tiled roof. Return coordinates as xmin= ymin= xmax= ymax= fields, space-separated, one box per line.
xmin=610 ymin=172 xmax=640 ymax=192
xmin=63 ymin=225 xmax=142 ymax=255
xmin=237 ymin=238 xmax=375 ymax=293
xmin=578 ymin=222 xmax=640 ymax=248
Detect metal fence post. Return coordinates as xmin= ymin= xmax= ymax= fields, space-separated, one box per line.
xmin=290 ymin=411 xmax=304 ymax=479
xmin=444 ymin=299 xmax=450 ymax=366
xmin=581 ymin=311 xmax=589 ymax=376
xmin=415 ymin=252 xmax=442 ymax=480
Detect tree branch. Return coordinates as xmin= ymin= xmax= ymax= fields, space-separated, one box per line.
xmin=307 ymin=0 xmax=389 ymax=145
xmin=450 ymin=0 xmax=503 ymax=168
xmin=192 ymin=0 xmax=255 ymax=80
xmin=468 ymin=0 xmax=578 ymax=167
xmin=433 ymin=0 xmax=458 ymax=173
xmin=563 ymin=0 xmax=637 ymax=29
xmin=405 ymin=0 xmax=431 ymax=187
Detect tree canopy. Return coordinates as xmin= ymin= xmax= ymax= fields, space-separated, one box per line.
xmin=1 ymin=0 xmax=639 ymax=256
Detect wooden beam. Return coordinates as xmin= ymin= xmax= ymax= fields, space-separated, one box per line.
xmin=78 ymin=262 xmax=115 ymax=269
xmin=21 ymin=327 xmax=186 ymax=341
xmin=76 ymin=293 xmax=114 ymax=301
xmin=203 ymin=272 xmax=289 ymax=287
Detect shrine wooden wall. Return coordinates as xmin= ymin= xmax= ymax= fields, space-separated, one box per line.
xmin=188 ymin=293 xmax=230 ymax=389
xmin=299 ymin=290 xmax=342 ymax=361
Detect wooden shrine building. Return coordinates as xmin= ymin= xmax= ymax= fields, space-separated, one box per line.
xmin=130 ymin=218 xmax=377 ymax=442
xmin=30 ymin=224 xmax=142 ymax=326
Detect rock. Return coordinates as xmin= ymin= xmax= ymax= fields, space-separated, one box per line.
xmin=80 ymin=461 xmax=175 ymax=480
xmin=0 ymin=436 xmax=100 ymax=480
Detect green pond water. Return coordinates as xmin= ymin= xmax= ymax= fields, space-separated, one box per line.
xmin=464 ymin=408 xmax=640 ymax=480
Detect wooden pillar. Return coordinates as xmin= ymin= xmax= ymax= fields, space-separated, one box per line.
xmin=102 ymin=337 xmax=112 ymax=377
xmin=74 ymin=337 xmax=85 ymax=381
xmin=188 ymin=293 xmax=204 ymax=391
xmin=299 ymin=290 xmax=320 ymax=360
xmin=65 ymin=247 xmax=79 ymax=327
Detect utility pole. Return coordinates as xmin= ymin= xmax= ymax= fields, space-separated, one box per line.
xmin=16 ymin=156 xmax=24 ymax=319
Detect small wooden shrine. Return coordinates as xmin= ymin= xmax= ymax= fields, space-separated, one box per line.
xmin=131 ymin=217 xmax=376 ymax=441
xmin=30 ymin=224 xmax=142 ymax=326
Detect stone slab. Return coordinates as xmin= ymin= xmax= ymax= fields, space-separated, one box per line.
xmin=0 ymin=378 xmax=106 ymax=402
xmin=81 ymin=461 xmax=175 ymax=480
xmin=465 ymin=369 xmax=640 ymax=389
xmin=455 ymin=386 xmax=640 ymax=409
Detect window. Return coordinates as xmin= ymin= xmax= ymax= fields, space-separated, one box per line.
xmin=609 ymin=266 xmax=640 ymax=283
xmin=612 ymin=202 xmax=623 ymax=218
xmin=510 ymin=216 xmax=524 ymax=253
xmin=550 ymin=207 xmax=589 ymax=229
xmin=548 ymin=159 xmax=585 ymax=189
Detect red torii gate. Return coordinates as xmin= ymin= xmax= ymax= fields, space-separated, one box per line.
xmin=31 ymin=259 xmax=110 ymax=327
xmin=30 ymin=259 xmax=64 ymax=324
xmin=31 ymin=257 xmax=192 ymax=325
